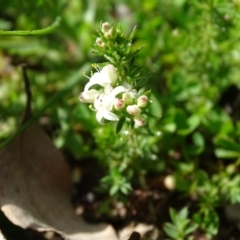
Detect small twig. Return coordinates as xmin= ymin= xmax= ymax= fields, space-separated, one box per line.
xmin=21 ymin=64 xmax=32 ymax=124
xmin=0 ymin=63 xmax=90 ymax=150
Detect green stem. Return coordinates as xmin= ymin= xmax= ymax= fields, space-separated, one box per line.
xmin=0 ymin=63 xmax=90 ymax=150
xmin=0 ymin=16 xmax=61 ymax=36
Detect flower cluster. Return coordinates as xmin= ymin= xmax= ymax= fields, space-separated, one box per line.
xmin=79 ymin=22 xmax=151 ymax=130
xmin=79 ymin=64 xmax=149 ymax=126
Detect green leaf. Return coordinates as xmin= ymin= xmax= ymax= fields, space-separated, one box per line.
xmin=116 ymin=115 xmax=125 ymax=133
xmin=135 ymin=76 xmax=148 ymax=88
xmin=164 ymin=123 xmax=176 ymax=132
xmin=65 ymin=133 xmax=83 ymax=158
xmin=192 ymin=132 xmax=204 ymax=148
xmin=163 ymin=223 xmax=178 ymax=239
xmin=177 ymin=114 xmax=201 ymax=135
xmin=175 ymin=110 xmax=188 ymax=134
xmin=104 ymin=54 xmax=116 ymax=63
xmin=128 ymin=25 xmax=137 ymax=40
xmin=187 ymin=115 xmax=201 ymax=133
xmin=214 ymin=135 xmax=240 ymax=151
xmin=185 ymin=224 xmax=198 ymax=235
xmin=169 ymin=208 xmax=177 ymax=223
xmin=120 ymin=183 xmax=131 ymax=194
xmin=214 ymin=148 xmax=240 ymax=159
xmin=110 ymin=185 xmax=119 ymax=196
xmin=179 ymin=207 xmax=189 ymax=220
xmin=184 ymin=132 xmax=205 ymax=155
xmin=148 ymin=92 xmax=162 ymax=119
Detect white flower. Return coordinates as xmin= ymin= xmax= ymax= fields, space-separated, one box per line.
xmin=79 ymin=89 xmax=101 ymax=103
xmin=101 ymin=64 xmax=118 ymax=86
xmin=93 ymin=86 xmax=127 ymax=124
xmin=79 ymin=65 xmax=137 ymax=125
xmin=84 ymin=64 xmax=117 ymax=91
xmin=94 ymin=94 xmax=118 ymax=124
xmin=79 ymin=64 xmax=118 ymax=103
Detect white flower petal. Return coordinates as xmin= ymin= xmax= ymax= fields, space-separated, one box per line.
xmin=90 ymin=72 xmax=101 ymax=81
xmin=79 ymin=89 xmax=100 ymax=103
xmin=102 ymin=94 xmax=115 ymax=110
xmin=102 ymin=110 xmax=119 ymax=121
xmin=94 ymin=97 xmax=103 ymax=111
xmin=104 ymin=84 xmax=113 ymax=94
xmin=84 ymin=72 xmax=111 ymax=91
xmin=112 ymin=86 xmax=126 ymax=96
xmin=84 ymin=79 xmax=101 ymax=92
xmin=101 ymin=64 xmax=117 ymax=85
xmin=96 ymin=111 xmax=104 ymax=124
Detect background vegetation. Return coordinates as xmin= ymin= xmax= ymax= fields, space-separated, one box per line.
xmin=1 ymin=0 xmax=240 ymax=239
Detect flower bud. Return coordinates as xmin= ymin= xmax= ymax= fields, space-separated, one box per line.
xmin=96 ymin=37 xmax=102 ymax=45
xmin=101 ymin=64 xmax=118 ymax=86
xmin=101 ymin=22 xmax=111 ymax=33
xmin=95 ymin=37 xmax=105 ymax=47
xmin=126 ymin=105 xmax=141 ymax=116
xmin=137 ymin=95 xmax=149 ymax=108
xmin=104 ymin=27 xmax=117 ymax=39
xmin=133 ymin=114 xmax=146 ymax=126
xmin=164 ymin=175 xmax=175 ymax=191
xmin=122 ymin=92 xmax=133 ymax=105
xmin=114 ymin=98 xmax=125 ymax=110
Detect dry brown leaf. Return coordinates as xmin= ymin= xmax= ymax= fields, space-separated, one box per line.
xmin=119 ymin=222 xmax=161 ymax=240
xmin=0 ymin=123 xmax=118 ymax=240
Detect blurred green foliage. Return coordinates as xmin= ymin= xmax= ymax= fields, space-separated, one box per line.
xmin=1 ymin=0 xmax=240 ymax=238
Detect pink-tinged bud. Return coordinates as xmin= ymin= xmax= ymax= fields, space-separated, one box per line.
xmin=137 ymin=95 xmax=149 ymax=108
xmin=126 ymin=105 xmax=141 ymax=116
xmin=134 ymin=114 xmax=146 ymax=127
xmin=101 ymin=64 xmax=118 ymax=86
xmin=96 ymin=37 xmax=105 ymax=47
xmin=96 ymin=37 xmax=102 ymax=45
xmin=114 ymin=98 xmax=125 ymax=110
xmin=101 ymin=22 xmax=111 ymax=33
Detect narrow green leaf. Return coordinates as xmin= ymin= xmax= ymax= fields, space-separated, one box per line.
xmin=116 ymin=115 xmax=126 ymax=133
xmin=128 ymin=25 xmax=137 ymax=40
xmin=163 ymin=223 xmax=178 ymax=239
xmin=169 ymin=208 xmax=177 ymax=223
xmin=179 ymin=207 xmax=189 ymax=220
xmin=104 ymin=54 xmax=116 ymax=63
xmin=110 ymin=185 xmax=119 ymax=196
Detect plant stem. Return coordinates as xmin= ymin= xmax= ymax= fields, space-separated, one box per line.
xmin=0 ymin=63 xmax=90 ymax=150
xmin=0 ymin=16 xmax=61 ymax=36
